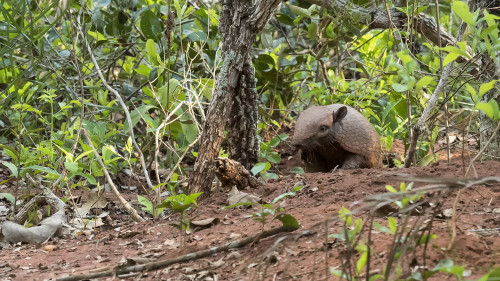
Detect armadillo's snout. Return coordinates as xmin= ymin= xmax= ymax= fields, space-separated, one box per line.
xmin=290 ymin=138 xmax=302 ymax=155
xmin=291 ymin=138 xmax=301 ymax=148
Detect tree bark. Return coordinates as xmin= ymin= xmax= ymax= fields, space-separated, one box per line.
xmin=214 ymin=157 xmax=261 ymax=190
xmin=227 ymin=60 xmax=260 ymax=169
xmin=188 ymin=0 xmax=281 ymax=196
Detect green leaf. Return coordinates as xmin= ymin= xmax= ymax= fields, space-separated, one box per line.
xmin=74 ymin=150 xmax=94 ymax=162
xmin=416 ymin=76 xmax=434 ymax=90
xmin=269 ymin=136 xmax=282 ymax=147
xmin=81 ymin=173 xmax=97 ymax=185
xmin=157 ymin=79 xmax=180 ymax=109
xmin=145 ymin=39 xmax=159 ymax=65
xmin=263 ymin=172 xmax=279 ymax=180
xmin=137 ymin=195 xmax=154 ymax=214
xmin=417 ymin=153 xmax=439 ymax=167
xmin=251 ymin=162 xmax=267 ymax=175
xmin=134 ymin=64 xmax=152 ymax=76
xmin=0 ymin=145 xmax=18 ymax=163
xmin=388 ymin=217 xmax=397 ymax=234
xmin=125 ymin=105 xmax=156 ymax=133
xmin=275 ymin=214 xmax=300 ymax=229
xmin=339 ymin=207 xmax=352 ymax=225
xmin=275 ymin=13 xmax=295 ymax=26
xmin=418 ymin=233 xmax=436 ymax=245
xmin=480 ymin=265 xmax=500 ymax=281
xmin=481 ymin=24 xmax=499 ymax=41
xmin=289 ymin=5 xmax=311 ymax=18
xmin=477 ymin=100 xmax=500 ymax=120
xmin=354 ymin=218 xmax=363 ymax=233
xmin=307 ymin=22 xmax=317 ymax=39
xmin=293 ymin=185 xmax=305 ymax=193
xmin=356 ymin=252 xmax=368 ymax=274
xmin=452 ymin=0 xmax=475 ymax=27
xmin=489 ymin=99 xmax=500 ymax=120
xmin=278 ymin=134 xmax=289 ymax=141
xmin=266 ymin=153 xmax=281 ymax=164
xmin=64 ymin=161 xmax=79 ymax=173
xmin=181 ymin=123 xmax=198 ymax=143
xmin=433 ymin=259 xmax=454 ymax=271
xmin=430 ymin=125 xmax=439 ymax=144
xmin=440 ymin=45 xmax=467 ymax=57
xmin=465 ymin=83 xmax=477 ymax=98
xmin=159 ymin=193 xmax=203 ymax=213
xmin=443 ymin=52 xmax=461 ymax=66
xmin=339 ymin=79 xmax=349 ymax=92
xmin=369 ymin=274 xmax=385 ymax=281
xmin=1 ymin=161 xmax=18 ymax=177
xmin=479 ymin=80 xmax=496 ymax=96
xmin=397 ymin=50 xmax=413 ymax=66
xmin=373 ymin=221 xmax=392 ymax=234
xmin=140 ymin=10 xmax=164 ymax=40
xmin=272 ymin=192 xmax=297 ymax=204
xmin=301 ymin=88 xmax=323 ymax=99
xmin=385 ymin=135 xmax=394 ymax=152
xmin=290 ymin=167 xmax=304 ymax=174
xmin=392 ymin=83 xmax=408 ymax=92
xmin=382 ymin=100 xmax=399 ymax=123
xmin=385 ymin=184 xmax=397 ymax=193
xmin=24 ymin=165 xmax=61 ymax=176
xmin=55 ymin=144 xmax=73 ymax=161
xmin=0 ymin=193 xmax=15 ymax=203
xmin=102 ymin=146 xmax=116 ymax=162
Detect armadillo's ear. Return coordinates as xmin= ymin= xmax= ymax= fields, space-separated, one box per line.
xmin=333 ymin=106 xmax=347 ymax=122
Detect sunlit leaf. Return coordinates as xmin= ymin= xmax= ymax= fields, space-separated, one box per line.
xmin=452 ymin=1 xmax=475 ymax=27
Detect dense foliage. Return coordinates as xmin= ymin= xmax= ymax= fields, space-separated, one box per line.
xmin=1 ymin=0 xmax=499 ymax=203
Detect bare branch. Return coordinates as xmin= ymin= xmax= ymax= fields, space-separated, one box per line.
xmin=82 ymin=130 xmax=145 ymax=222
xmin=404 ymin=20 xmax=468 ymax=167
xmin=75 ymin=11 xmax=154 ymax=191
xmin=303 ymin=0 xmax=458 ymax=48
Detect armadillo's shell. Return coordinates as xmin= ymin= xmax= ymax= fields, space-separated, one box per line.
xmin=326 ymin=104 xmax=382 ymax=167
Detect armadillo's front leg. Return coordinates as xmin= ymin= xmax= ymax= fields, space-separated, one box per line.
xmin=341 ymin=154 xmax=366 ymax=169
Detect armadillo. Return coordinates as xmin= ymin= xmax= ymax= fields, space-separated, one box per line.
xmin=291 ymin=104 xmax=382 ymax=172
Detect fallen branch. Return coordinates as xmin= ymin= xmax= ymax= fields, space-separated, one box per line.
xmin=56 ymin=225 xmax=298 ymax=281
xmin=1 ymin=175 xmax=66 ymax=244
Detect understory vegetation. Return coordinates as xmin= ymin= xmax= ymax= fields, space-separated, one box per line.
xmin=1 ymin=0 xmax=500 ymax=279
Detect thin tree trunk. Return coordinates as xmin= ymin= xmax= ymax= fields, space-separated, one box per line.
xmin=188 ymin=0 xmax=281 ymax=196
xmin=228 ymin=60 xmax=260 ymax=170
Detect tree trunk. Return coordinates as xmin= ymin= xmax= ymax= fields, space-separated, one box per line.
xmin=227 ymin=59 xmax=260 ymax=170
xmin=188 ymin=0 xmax=281 ymax=196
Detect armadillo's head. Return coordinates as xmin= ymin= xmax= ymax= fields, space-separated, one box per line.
xmin=291 ymin=106 xmax=347 ymax=149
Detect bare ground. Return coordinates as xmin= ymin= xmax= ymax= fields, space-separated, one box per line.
xmin=1 ymin=140 xmax=499 ymax=281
